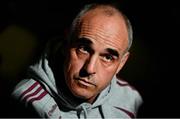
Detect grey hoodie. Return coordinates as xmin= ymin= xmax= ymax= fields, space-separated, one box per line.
xmin=12 ymin=54 xmax=143 ymax=118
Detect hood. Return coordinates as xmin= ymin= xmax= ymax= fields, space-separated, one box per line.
xmin=28 ymin=54 xmax=114 ymax=111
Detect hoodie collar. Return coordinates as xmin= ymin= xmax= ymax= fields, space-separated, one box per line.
xmin=29 ymin=55 xmax=116 ymax=111
xmin=56 ymin=77 xmax=112 ymax=110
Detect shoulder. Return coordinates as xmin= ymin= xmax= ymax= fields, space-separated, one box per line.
xmin=108 ymin=77 xmax=143 ymax=117
xmin=113 ymin=77 xmax=142 ymax=99
xmin=12 ymin=79 xmax=56 ymax=116
xmin=12 ymin=79 xmax=62 ymax=117
xmin=12 ymin=79 xmax=49 ymax=106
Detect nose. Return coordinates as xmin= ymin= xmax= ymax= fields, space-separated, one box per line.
xmin=86 ymin=55 xmax=97 ymax=74
xmin=80 ymin=56 xmax=97 ymax=76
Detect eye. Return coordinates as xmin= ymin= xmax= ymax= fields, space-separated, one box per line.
xmin=102 ymin=54 xmax=115 ymax=62
xmin=77 ymin=46 xmax=89 ymax=54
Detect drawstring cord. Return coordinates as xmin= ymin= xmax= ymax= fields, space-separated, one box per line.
xmin=77 ymin=105 xmax=88 ymax=119
xmin=82 ymin=105 xmax=88 ymax=119
xmin=77 ymin=105 xmax=106 ymax=118
xmin=79 ymin=105 xmax=105 ymax=118
xmin=99 ymin=106 xmax=105 ymax=119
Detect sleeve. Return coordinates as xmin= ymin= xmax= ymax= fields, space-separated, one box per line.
xmin=11 ymin=79 xmax=49 ymax=117
xmin=110 ymin=78 xmax=143 ymax=117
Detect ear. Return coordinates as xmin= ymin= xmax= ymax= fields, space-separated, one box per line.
xmin=116 ymin=52 xmax=130 ymax=74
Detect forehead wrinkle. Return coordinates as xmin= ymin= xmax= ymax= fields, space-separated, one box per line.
xmin=78 ymin=21 xmax=126 ymax=54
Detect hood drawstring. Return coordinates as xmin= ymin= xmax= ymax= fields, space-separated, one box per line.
xmin=99 ymin=106 xmax=105 ymax=119
xmin=77 ymin=105 xmax=88 ymax=119
xmin=77 ymin=105 xmax=105 ymax=119
xmin=82 ymin=105 xmax=88 ymax=119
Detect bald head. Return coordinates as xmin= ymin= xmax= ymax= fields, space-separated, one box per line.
xmin=69 ymin=3 xmax=133 ymax=52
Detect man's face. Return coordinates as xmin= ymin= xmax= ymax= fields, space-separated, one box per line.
xmin=64 ymin=11 xmax=129 ymax=103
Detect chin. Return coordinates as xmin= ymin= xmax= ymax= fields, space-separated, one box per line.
xmin=72 ymin=87 xmax=92 ymax=98
xmin=67 ymin=79 xmax=96 ymax=102
xmin=71 ymin=85 xmax=99 ymax=103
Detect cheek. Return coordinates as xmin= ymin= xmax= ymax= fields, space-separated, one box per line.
xmin=97 ymin=67 xmax=117 ymax=89
xmin=99 ymin=63 xmax=119 ymax=78
xmin=66 ymin=51 xmax=84 ymax=75
xmin=100 ymin=71 xmax=114 ymax=83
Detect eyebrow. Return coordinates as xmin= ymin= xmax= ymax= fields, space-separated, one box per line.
xmin=106 ymin=48 xmax=119 ymax=58
xmin=76 ymin=38 xmax=92 ymax=45
xmin=76 ymin=37 xmax=120 ymax=57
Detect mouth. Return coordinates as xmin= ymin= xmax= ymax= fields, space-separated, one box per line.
xmin=74 ymin=77 xmax=96 ymax=87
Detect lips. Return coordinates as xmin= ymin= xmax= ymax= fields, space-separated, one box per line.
xmin=74 ymin=77 xmax=96 ymax=87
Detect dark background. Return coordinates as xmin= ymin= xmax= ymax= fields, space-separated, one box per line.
xmin=0 ymin=0 xmax=179 ymax=117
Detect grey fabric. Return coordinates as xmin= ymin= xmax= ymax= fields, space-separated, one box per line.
xmin=12 ymin=55 xmax=143 ymax=118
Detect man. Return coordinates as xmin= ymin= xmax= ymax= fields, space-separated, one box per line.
xmin=12 ymin=3 xmax=142 ymax=118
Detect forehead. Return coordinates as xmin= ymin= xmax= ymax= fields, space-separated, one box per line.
xmin=76 ymin=9 xmax=128 ymax=54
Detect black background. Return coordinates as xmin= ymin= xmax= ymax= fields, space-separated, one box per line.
xmin=0 ymin=0 xmax=180 ymax=117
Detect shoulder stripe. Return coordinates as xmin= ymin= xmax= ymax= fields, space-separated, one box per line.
xmin=28 ymin=90 xmax=48 ymax=103
xmin=23 ymin=86 xmax=43 ymax=101
xmin=116 ymin=81 xmax=135 ymax=90
xmin=117 ymin=81 xmax=129 ymax=86
xmin=20 ymin=81 xmax=39 ymax=99
xmin=114 ymin=106 xmax=135 ymax=118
